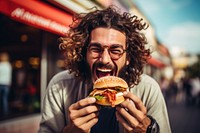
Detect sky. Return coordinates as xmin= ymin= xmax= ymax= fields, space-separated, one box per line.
xmin=133 ymin=0 xmax=200 ymax=56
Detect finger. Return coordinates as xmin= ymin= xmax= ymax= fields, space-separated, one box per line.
xmin=73 ymin=112 xmax=99 ymax=127
xmin=116 ymin=110 xmax=133 ymax=131
xmin=79 ymin=116 xmax=98 ymax=132
xmin=116 ymin=106 xmax=139 ymax=128
xmin=123 ymin=92 xmax=147 ymax=114
xmin=69 ymin=97 xmax=96 ymax=110
xmin=69 ymin=105 xmax=99 ymax=120
xmin=120 ymin=99 xmax=145 ymax=122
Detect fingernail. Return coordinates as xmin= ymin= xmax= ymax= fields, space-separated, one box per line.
xmin=123 ymin=91 xmax=128 ymax=95
xmin=90 ymin=97 xmax=96 ymax=102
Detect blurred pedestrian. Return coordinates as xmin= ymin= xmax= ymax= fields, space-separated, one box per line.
xmin=183 ymin=77 xmax=192 ymax=105
xmin=160 ymin=76 xmax=170 ymax=101
xmin=0 ymin=52 xmax=12 ymax=114
xmin=168 ymin=80 xmax=178 ymax=104
xmin=190 ymin=77 xmax=200 ymax=105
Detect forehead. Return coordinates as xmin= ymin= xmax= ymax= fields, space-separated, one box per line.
xmin=90 ymin=27 xmax=126 ymax=47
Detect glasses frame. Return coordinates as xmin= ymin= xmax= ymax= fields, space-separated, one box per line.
xmin=87 ymin=43 xmax=126 ymax=60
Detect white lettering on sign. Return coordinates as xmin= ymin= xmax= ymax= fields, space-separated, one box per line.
xmin=11 ymin=8 xmax=69 ymax=34
xmin=23 ymin=11 xmax=51 ymax=27
xmin=49 ymin=21 xmax=68 ymax=34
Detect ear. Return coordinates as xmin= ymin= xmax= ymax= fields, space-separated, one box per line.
xmin=126 ymin=52 xmax=130 ymax=65
xmin=126 ymin=60 xmax=130 ymax=65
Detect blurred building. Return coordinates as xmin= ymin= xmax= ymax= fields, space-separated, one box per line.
xmin=0 ymin=0 xmax=172 ymax=132
xmin=119 ymin=0 xmax=173 ymax=82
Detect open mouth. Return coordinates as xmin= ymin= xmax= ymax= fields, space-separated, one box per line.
xmin=96 ymin=68 xmax=114 ymax=78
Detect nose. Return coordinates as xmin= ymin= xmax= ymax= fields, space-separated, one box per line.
xmin=99 ymin=49 xmax=112 ymax=64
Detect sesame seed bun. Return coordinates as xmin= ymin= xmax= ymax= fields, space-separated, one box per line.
xmin=93 ymin=76 xmax=128 ymax=89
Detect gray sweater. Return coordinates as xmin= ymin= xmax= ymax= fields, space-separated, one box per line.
xmin=38 ymin=70 xmax=171 ymax=133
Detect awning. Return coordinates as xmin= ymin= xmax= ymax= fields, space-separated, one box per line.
xmin=148 ymin=57 xmax=166 ymax=68
xmin=48 ymin=0 xmax=102 ymax=14
xmin=0 ymin=0 xmax=73 ymax=35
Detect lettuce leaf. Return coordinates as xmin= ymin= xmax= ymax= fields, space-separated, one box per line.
xmin=94 ymin=95 xmax=104 ymax=101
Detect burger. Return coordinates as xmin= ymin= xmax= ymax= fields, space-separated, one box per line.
xmin=89 ymin=76 xmax=129 ymax=107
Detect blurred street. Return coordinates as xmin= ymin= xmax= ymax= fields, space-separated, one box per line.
xmin=167 ymin=97 xmax=200 ymax=133
xmin=1 ymin=99 xmax=200 ymax=133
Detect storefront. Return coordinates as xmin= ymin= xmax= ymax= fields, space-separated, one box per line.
xmin=0 ymin=0 xmax=72 ymax=121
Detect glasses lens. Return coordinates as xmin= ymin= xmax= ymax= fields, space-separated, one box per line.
xmin=88 ymin=44 xmax=125 ymax=59
xmin=88 ymin=45 xmax=101 ymax=58
xmin=109 ymin=46 xmax=125 ymax=59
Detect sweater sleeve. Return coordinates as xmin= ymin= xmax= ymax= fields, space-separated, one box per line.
xmin=38 ymin=77 xmax=66 ymax=133
xmin=131 ymin=75 xmax=171 ymax=133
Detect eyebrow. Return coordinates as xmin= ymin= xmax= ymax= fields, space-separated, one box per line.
xmin=89 ymin=43 xmax=124 ymax=48
xmin=88 ymin=43 xmax=101 ymax=47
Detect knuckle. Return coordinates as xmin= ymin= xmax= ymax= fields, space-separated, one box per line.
xmin=79 ymin=125 xmax=87 ymax=132
xmin=143 ymin=108 xmax=147 ymax=114
xmin=141 ymin=114 xmax=146 ymax=121
xmin=127 ymin=127 xmax=133 ymax=132
xmin=68 ymin=104 xmax=73 ymax=111
xmin=77 ymin=98 xmax=91 ymax=107
xmin=135 ymin=98 xmax=140 ymax=104
xmin=84 ymin=107 xmax=91 ymax=113
xmin=68 ymin=106 xmax=73 ymax=113
xmin=127 ymin=101 xmax=134 ymax=108
xmin=90 ymin=112 xmax=97 ymax=118
xmin=77 ymin=100 xmax=85 ymax=107
xmin=131 ymin=121 xmax=139 ymax=128
xmin=69 ymin=113 xmax=76 ymax=120
xmin=135 ymin=121 xmax=140 ymax=127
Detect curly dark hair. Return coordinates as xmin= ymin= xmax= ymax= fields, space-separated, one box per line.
xmin=59 ymin=6 xmax=151 ymax=87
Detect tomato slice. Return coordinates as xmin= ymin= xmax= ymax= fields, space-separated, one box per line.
xmin=103 ymin=90 xmax=117 ymax=107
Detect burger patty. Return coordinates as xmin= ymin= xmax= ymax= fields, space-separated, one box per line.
xmin=89 ymin=88 xmax=126 ymax=106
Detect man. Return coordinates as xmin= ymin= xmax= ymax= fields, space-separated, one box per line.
xmin=0 ymin=52 xmax=12 ymax=114
xmin=38 ymin=7 xmax=171 ymax=133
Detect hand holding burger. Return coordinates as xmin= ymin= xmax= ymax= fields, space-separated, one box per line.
xmin=89 ymin=76 xmax=129 ymax=107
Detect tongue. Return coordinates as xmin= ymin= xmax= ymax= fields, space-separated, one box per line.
xmin=97 ymin=71 xmax=111 ymax=78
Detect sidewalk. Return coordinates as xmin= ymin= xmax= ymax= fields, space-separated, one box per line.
xmin=167 ymin=100 xmax=200 ymax=133
xmin=0 ymin=114 xmax=41 ymax=133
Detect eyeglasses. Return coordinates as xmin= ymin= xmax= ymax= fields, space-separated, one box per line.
xmin=87 ymin=43 xmax=126 ymax=60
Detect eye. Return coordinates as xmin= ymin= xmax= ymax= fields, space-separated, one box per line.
xmin=89 ymin=46 xmax=102 ymax=53
xmin=110 ymin=47 xmax=123 ymax=54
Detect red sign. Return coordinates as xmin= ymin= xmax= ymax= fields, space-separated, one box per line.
xmin=148 ymin=57 xmax=166 ymax=68
xmin=0 ymin=0 xmax=73 ymax=35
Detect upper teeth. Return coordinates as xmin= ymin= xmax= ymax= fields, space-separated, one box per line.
xmin=97 ymin=68 xmax=112 ymax=72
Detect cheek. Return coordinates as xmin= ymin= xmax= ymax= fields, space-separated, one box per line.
xmin=115 ymin=57 xmax=127 ymax=72
xmin=116 ymin=62 xmax=125 ymax=71
xmin=86 ymin=53 xmax=95 ymax=70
